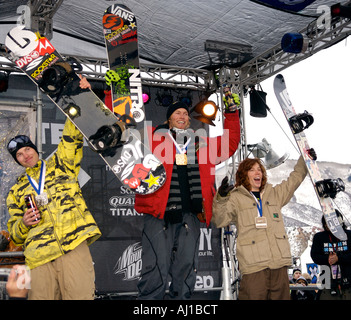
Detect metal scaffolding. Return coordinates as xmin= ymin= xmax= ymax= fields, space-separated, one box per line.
xmin=0 ymin=0 xmax=350 ymax=300
xmin=241 ymin=15 xmax=351 ymax=86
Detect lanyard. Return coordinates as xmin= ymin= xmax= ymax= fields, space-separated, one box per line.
xmin=251 ymin=192 xmax=263 ymax=217
xmin=328 ymin=235 xmax=339 ymax=252
xmin=27 ymin=160 xmax=46 ymax=195
xmin=168 ymin=130 xmax=191 ymax=154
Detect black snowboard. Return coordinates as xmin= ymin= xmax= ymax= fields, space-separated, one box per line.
xmin=4 ymin=26 xmax=166 ymax=195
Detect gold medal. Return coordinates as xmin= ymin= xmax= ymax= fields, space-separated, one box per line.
xmin=168 ymin=130 xmax=191 ymax=166
xmin=176 ymin=153 xmax=187 ymax=165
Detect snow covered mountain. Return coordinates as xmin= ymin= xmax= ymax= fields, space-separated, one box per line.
xmin=268 ymin=159 xmax=351 ymax=257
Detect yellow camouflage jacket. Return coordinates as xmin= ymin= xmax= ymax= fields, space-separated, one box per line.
xmin=6 ymin=119 xmax=101 ymax=269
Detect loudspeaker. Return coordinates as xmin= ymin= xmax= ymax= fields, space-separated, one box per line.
xmin=250 ymin=89 xmax=267 ymax=118
xmin=265 ymin=149 xmax=289 ymax=169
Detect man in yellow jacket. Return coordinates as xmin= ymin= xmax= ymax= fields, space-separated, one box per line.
xmin=6 ymin=112 xmax=101 ymax=299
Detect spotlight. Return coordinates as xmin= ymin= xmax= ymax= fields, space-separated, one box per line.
xmin=179 ymin=94 xmax=192 ymax=107
xmin=181 ymin=97 xmax=191 ymax=107
xmin=281 ymin=33 xmax=309 ymax=54
xmin=0 ymin=71 xmax=9 ymax=92
xmin=247 ymin=138 xmax=289 ymax=169
xmin=331 ymin=3 xmax=351 ymax=18
xmin=191 ymin=100 xmax=218 ymax=126
xmin=157 ymin=91 xmax=173 ymax=107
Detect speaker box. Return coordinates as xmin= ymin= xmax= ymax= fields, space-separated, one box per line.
xmin=250 ymin=90 xmax=267 ymax=118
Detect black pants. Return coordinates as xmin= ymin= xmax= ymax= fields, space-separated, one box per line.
xmin=137 ymin=212 xmax=200 ymax=300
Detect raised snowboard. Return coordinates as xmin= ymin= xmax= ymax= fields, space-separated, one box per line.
xmin=4 ymin=26 xmax=166 ymax=195
xmin=274 ymin=74 xmax=346 ymax=240
xmin=103 ymin=4 xmax=144 ymax=128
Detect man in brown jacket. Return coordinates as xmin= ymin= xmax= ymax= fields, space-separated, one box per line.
xmin=212 ymin=156 xmax=308 ymax=299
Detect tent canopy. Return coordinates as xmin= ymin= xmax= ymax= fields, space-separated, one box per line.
xmin=0 ymin=0 xmax=346 ymax=72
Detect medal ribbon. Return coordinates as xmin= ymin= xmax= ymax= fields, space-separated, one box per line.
xmin=251 ymin=192 xmax=263 ymax=217
xmin=168 ymin=130 xmax=191 ymax=154
xmin=27 ymin=160 xmax=46 ymax=196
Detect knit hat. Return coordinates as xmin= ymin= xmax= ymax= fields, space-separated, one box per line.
xmin=166 ymin=101 xmax=189 ymax=120
xmin=293 ymin=268 xmax=301 ymax=275
xmin=7 ymin=135 xmax=39 ymax=165
xmin=296 ymin=276 xmax=308 ymax=286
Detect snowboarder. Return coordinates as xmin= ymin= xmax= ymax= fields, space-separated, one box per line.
xmin=212 ymin=155 xmax=310 ymax=299
xmin=135 ymin=100 xmax=241 ymax=299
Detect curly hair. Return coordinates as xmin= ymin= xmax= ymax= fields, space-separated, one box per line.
xmin=235 ymin=158 xmax=267 ymax=192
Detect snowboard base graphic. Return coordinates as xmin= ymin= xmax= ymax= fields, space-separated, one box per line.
xmin=274 ymin=74 xmax=346 ymax=240
xmin=4 ymin=26 xmax=166 ymax=195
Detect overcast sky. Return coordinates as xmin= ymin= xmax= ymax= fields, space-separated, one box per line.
xmin=242 ymin=37 xmax=351 ymax=165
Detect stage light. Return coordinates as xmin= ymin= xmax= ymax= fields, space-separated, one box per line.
xmin=281 ymin=33 xmax=309 ymax=54
xmin=247 ymin=138 xmax=289 ymax=169
xmin=178 ymin=90 xmax=192 ymax=108
xmin=331 ymin=3 xmax=351 ymax=18
xmin=156 ymin=91 xmax=173 ymax=107
xmin=0 ymin=71 xmax=9 ymax=93
xmin=191 ymin=100 xmax=218 ymax=126
xmin=202 ymin=101 xmax=217 ymax=117
xmin=161 ymin=94 xmax=173 ymax=107
xmin=179 ymin=96 xmax=191 ymax=107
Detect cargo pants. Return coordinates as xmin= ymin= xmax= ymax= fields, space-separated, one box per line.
xmin=238 ymin=267 xmax=290 ymax=300
xmin=28 ymin=241 xmax=95 ymax=300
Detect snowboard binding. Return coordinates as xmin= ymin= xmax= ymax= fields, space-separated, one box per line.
xmin=288 ymin=111 xmax=314 ymax=134
xmin=315 ymin=178 xmax=345 ymax=199
xmin=39 ymin=58 xmax=83 ymax=97
xmin=89 ymin=121 xmax=128 ymax=157
xmin=307 ymin=148 xmax=317 ymax=161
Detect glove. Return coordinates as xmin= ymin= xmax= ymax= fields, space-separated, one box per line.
xmin=105 ymin=69 xmax=120 ymax=86
xmin=307 ymin=148 xmax=317 ymax=161
xmin=224 ymin=93 xmax=240 ymax=113
xmin=218 ymin=176 xmax=234 ymax=197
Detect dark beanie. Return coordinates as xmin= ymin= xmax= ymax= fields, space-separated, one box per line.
xmin=166 ymin=101 xmax=189 ymax=120
xmin=7 ymin=135 xmax=39 ymax=165
xmin=292 ymin=268 xmax=301 ymax=275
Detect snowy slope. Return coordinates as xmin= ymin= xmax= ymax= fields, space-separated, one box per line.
xmin=268 ymin=159 xmax=351 ymax=228
xmin=268 ymin=159 xmax=351 ymax=256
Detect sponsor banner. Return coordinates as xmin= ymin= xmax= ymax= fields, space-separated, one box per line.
xmin=89 ymin=225 xmax=221 ymax=295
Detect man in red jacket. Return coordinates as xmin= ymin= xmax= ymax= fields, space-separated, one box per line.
xmin=134 ymin=99 xmax=240 ymax=299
